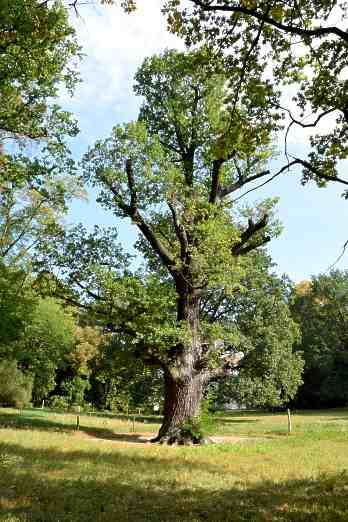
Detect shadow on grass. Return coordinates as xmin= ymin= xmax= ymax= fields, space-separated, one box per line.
xmin=214 ymin=418 xmax=259 ymax=425
xmin=0 ymin=410 xmax=159 ymax=444
xmin=83 ymin=432 xmax=153 ymax=443
xmin=0 ymin=442 xmax=347 ymax=521
xmin=294 ymin=409 xmax=348 ymax=417
xmin=111 ymin=413 xmax=162 ymax=424
xmin=0 ymin=411 xmax=118 ymax=440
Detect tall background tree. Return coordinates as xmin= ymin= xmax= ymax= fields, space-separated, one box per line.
xmin=0 ymin=0 xmax=79 ymax=141
xmin=291 ymin=271 xmax=348 ymax=408
xmin=0 ymin=0 xmax=83 ymax=407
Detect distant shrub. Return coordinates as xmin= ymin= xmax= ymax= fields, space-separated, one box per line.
xmin=48 ymin=395 xmax=71 ymax=411
xmin=0 ymin=360 xmax=33 ymax=408
xmin=61 ymin=376 xmax=90 ymax=407
xmin=49 ymin=377 xmax=90 ymax=411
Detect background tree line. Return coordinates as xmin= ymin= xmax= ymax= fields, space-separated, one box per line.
xmin=1 ymin=262 xmax=347 ymax=413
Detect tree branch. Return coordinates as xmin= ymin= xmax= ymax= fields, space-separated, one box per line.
xmin=168 ymin=200 xmax=188 ymax=261
xmin=0 ymin=123 xmax=48 ymax=140
xmin=209 ymin=158 xmax=224 ymax=203
xmin=126 ymin=158 xmax=138 ymax=212
xmin=231 ymin=159 xmax=302 ymax=203
xmin=189 ymin=1 xmax=348 ymax=42
xmin=218 ymin=169 xmax=271 ymax=198
xmin=232 ymin=214 xmax=270 ymax=256
xmin=280 ymin=106 xmax=336 ymax=129
xmin=233 ymin=235 xmax=271 ymax=256
xmin=291 ymin=156 xmax=348 ymax=187
xmin=69 ymin=277 xmax=102 ymax=301
xmin=99 ymin=165 xmax=177 ymax=275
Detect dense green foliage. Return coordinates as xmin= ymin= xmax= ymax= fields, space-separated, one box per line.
xmin=209 ymin=269 xmax=303 ymax=409
xmin=90 ymin=341 xmax=164 ymax=412
xmin=0 ymin=0 xmax=79 ymax=140
xmin=17 ymin=298 xmax=77 ymax=403
xmin=0 ymin=263 xmax=36 ymax=348
xmin=0 ymin=360 xmax=33 ymax=408
xmin=291 ymin=271 xmax=348 ymax=408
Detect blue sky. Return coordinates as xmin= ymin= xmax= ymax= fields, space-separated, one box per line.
xmin=62 ymin=1 xmax=348 ymax=282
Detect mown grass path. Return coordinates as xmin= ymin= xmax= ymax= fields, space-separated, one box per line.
xmin=1 ymin=408 xmax=348 ymax=521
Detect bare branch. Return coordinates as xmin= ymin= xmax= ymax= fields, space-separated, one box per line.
xmin=280 ymin=106 xmax=336 ymax=130
xmin=291 ymin=156 xmax=348 ymax=187
xmin=219 ymin=168 xmax=271 ymax=198
xmin=328 ymin=239 xmax=348 ymax=270
xmin=232 ymin=214 xmax=270 ymax=256
xmin=231 ymin=159 xmax=301 ymax=203
xmin=209 ymin=158 xmax=224 ymax=203
xmin=168 ymin=200 xmax=188 ymax=260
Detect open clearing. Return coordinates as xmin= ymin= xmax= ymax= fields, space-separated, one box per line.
xmin=1 ymin=408 xmax=348 ymax=521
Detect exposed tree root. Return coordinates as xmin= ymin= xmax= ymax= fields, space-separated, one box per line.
xmin=151 ymin=430 xmax=213 ymax=446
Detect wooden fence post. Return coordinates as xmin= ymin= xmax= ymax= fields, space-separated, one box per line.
xmin=76 ymin=405 xmax=81 ymax=431
xmin=287 ymin=408 xmax=292 ymax=434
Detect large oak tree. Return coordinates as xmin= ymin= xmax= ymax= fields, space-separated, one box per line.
xmin=79 ymin=48 xmax=301 ymax=443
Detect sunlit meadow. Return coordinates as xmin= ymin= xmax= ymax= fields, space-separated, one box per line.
xmin=1 ymin=408 xmax=348 ymax=521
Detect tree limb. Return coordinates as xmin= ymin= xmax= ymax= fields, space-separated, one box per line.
xmin=168 ymin=200 xmax=188 ymax=260
xmin=126 ymin=158 xmax=138 ymax=212
xmin=232 ymin=214 xmax=270 ymax=256
xmin=188 ymin=1 xmax=348 ymax=42
xmin=209 ymin=158 xmax=224 ymax=203
xmin=99 ymin=165 xmax=177 ymax=275
xmin=219 ymin=168 xmax=271 ymax=198
xmin=231 ymin=159 xmax=302 ymax=203
xmin=291 ymin=156 xmax=348 ymax=187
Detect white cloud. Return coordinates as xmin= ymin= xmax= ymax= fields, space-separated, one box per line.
xmin=61 ymin=1 xmax=184 ymax=122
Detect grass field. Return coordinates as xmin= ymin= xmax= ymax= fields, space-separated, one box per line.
xmin=1 ymin=408 xmax=348 ymax=521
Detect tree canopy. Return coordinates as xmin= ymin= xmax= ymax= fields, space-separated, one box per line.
xmin=114 ymin=0 xmax=348 ymax=197
xmin=0 ymin=0 xmax=80 ymax=141
xmin=166 ymin=0 xmax=348 ymax=195
xmin=291 ymin=270 xmax=348 ymax=407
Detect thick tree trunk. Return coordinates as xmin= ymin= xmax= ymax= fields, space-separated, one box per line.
xmin=152 ymin=371 xmax=207 ymax=444
xmin=151 ymin=280 xmax=211 ymax=444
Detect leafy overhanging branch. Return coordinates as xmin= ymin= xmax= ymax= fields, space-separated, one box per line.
xmin=186 ymin=0 xmax=348 ymax=42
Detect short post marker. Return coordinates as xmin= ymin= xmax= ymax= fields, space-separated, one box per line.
xmin=76 ymin=406 xmax=81 ymax=431
xmin=287 ymin=408 xmax=292 ymax=434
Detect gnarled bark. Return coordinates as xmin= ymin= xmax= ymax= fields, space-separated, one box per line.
xmin=152 ymin=284 xmax=211 ymax=444
xmin=152 ymin=370 xmax=208 ymax=444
